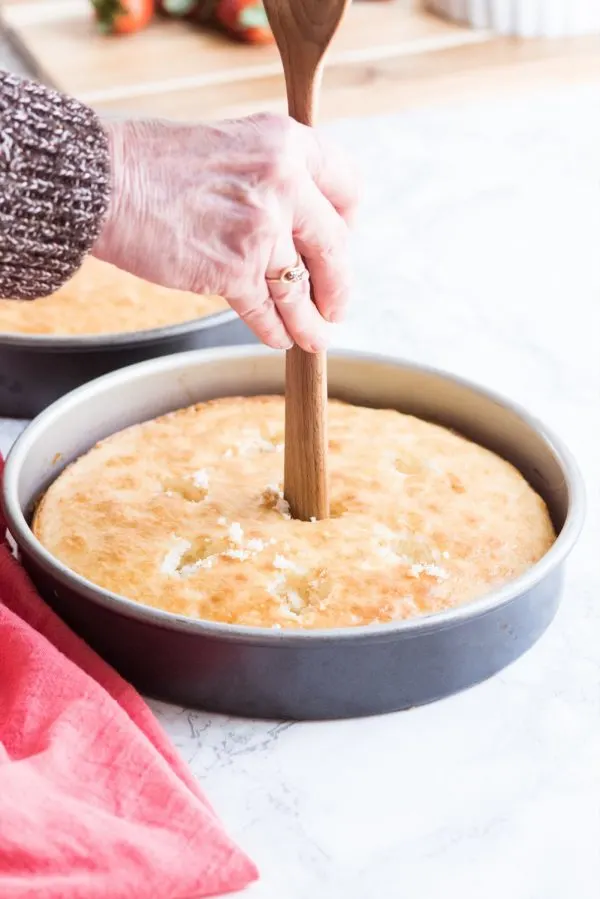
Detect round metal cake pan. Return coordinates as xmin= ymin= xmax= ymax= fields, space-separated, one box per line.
xmin=2 ymin=347 xmax=585 ymax=720
xmin=0 ymin=310 xmax=256 ymax=418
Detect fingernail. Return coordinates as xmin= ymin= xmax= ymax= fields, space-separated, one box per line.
xmin=325 ymin=309 xmax=345 ymax=324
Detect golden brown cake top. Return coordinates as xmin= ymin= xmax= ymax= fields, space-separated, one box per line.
xmin=34 ymin=396 xmax=555 ymax=630
xmin=0 ymin=257 xmax=227 ymax=336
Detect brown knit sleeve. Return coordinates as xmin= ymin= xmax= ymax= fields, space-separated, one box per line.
xmin=0 ymin=71 xmax=111 ymax=299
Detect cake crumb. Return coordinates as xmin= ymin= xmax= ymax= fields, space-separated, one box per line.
xmin=247 ymin=538 xmax=266 ymax=552
xmin=232 ymin=434 xmax=282 ymax=455
xmin=228 ymin=522 xmax=244 ymax=544
xmin=160 ymin=537 xmax=191 ymax=575
xmin=409 ymin=563 xmax=449 ymax=580
xmin=261 ymin=484 xmax=292 ymax=520
xmin=223 ymin=549 xmax=251 ymax=561
xmin=192 ymin=469 xmax=210 ymax=490
xmin=273 ymin=554 xmax=299 ymax=572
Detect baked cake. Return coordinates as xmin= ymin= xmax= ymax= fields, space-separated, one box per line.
xmin=33 ymin=396 xmax=555 ymax=630
xmin=0 ymin=257 xmax=227 ymax=336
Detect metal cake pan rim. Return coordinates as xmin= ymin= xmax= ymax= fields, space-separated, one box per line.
xmin=2 ymin=346 xmax=586 ymax=646
xmin=0 ymin=308 xmax=238 ymax=351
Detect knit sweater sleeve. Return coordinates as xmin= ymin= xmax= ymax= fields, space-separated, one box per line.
xmin=0 ymin=70 xmax=111 ymax=299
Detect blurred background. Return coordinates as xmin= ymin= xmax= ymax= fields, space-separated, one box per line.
xmin=0 ymin=0 xmax=599 ymax=123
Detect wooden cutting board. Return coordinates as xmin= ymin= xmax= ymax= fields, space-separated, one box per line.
xmin=3 ymin=1 xmax=598 ymax=121
xmin=0 ymin=0 xmax=495 ymax=121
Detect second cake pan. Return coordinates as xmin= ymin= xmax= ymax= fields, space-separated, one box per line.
xmin=0 ymin=311 xmax=256 ymax=418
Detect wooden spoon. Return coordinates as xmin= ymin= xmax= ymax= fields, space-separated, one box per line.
xmin=263 ymin=0 xmax=351 ymax=522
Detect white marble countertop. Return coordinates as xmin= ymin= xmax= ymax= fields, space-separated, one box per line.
xmin=1 ymin=85 xmax=599 ymax=898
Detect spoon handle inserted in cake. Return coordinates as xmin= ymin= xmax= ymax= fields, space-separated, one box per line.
xmin=263 ymin=0 xmax=351 ymax=522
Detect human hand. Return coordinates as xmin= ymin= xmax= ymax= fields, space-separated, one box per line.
xmin=94 ymin=114 xmax=358 ymax=351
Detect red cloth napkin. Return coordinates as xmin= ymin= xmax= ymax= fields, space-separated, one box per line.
xmin=0 ymin=458 xmax=258 ymax=899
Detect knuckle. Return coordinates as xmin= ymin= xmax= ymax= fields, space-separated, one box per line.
xmin=246 ymin=111 xmax=288 ymax=134
xmin=220 ymin=213 xmax=275 ymax=275
xmin=231 ymin=183 xmax=279 ymax=235
xmin=239 ymin=295 xmax=272 ymax=322
xmin=260 ymin=151 xmax=295 ymax=191
xmin=246 ymin=112 xmax=289 ymax=150
xmin=250 ymin=111 xmax=297 ymax=142
xmin=262 ymin=154 xmax=291 ymax=188
xmin=251 ymin=114 xmax=303 ymax=185
xmin=241 ymin=299 xmax=290 ymax=348
xmin=281 ymin=287 xmax=310 ymax=309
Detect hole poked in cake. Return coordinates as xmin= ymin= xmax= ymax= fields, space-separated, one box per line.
xmin=394 ymin=537 xmax=448 ymax=568
xmin=160 ymin=521 xmax=272 ymax=578
xmin=267 ymin=562 xmax=332 ymax=620
xmin=394 ymin=451 xmax=424 ymax=476
xmin=260 ymin=484 xmax=291 ymax=519
xmin=160 ymin=536 xmax=223 ymax=576
xmin=162 ymin=469 xmax=210 ymax=502
xmin=366 ymin=523 xmax=450 ymax=576
xmin=223 ymin=426 xmax=284 ymax=458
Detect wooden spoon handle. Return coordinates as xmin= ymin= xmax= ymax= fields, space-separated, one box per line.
xmin=263 ymin=0 xmax=351 ymax=521
xmin=284 ymin=56 xmax=321 ymax=128
xmin=265 ymin=0 xmax=350 ymax=521
xmin=283 ymin=39 xmax=329 ymax=520
xmin=284 ymin=348 xmax=328 ymax=522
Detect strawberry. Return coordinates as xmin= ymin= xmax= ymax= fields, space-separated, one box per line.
xmin=92 ymin=0 xmax=155 ymax=35
xmin=215 ymin=0 xmax=273 ymax=44
xmin=159 ymin=0 xmax=272 ymax=44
